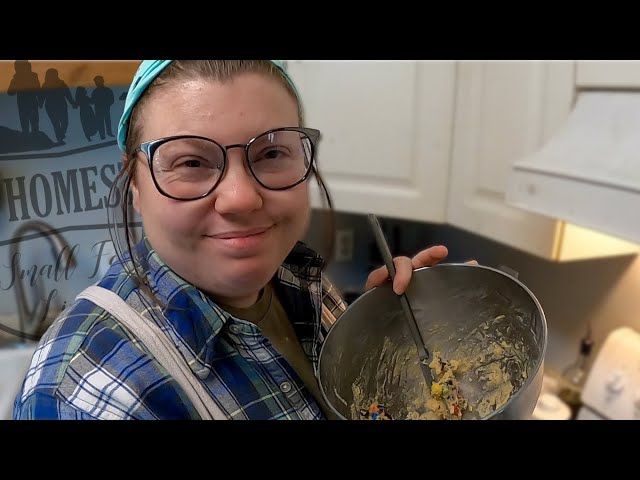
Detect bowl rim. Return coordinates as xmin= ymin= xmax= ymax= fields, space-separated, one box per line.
xmin=316 ymin=262 xmax=548 ymax=420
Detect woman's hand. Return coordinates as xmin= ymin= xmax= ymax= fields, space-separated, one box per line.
xmin=364 ymin=245 xmax=450 ymax=295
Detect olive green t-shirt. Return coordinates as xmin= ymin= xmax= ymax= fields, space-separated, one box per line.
xmin=218 ymin=282 xmax=337 ymax=419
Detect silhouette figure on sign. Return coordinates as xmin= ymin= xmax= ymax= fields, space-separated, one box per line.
xmin=91 ymin=75 xmax=114 ymax=140
xmin=40 ymin=68 xmax=77 ymax=144
xmin=7 ymin=60 xmax=41 ymax=135
xmin=75 ymin=86 xmax=98 ymax=142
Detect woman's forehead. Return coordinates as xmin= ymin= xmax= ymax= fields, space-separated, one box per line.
xmin=139 ymin=75 xmax=299 ymax=141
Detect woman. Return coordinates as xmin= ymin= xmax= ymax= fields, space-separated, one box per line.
xmin=75 ymin=86 xmax=98 ymax=142
xmin=39 ymin=68 xmax=76 ymax=144
xmin=13 ymin=60 xmax=449 ymax=420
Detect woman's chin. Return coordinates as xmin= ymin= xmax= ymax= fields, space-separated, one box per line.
xmin=204 ymin=259 xmax=279 ymax=292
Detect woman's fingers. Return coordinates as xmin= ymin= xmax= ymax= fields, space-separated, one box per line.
xmin=364 ymin=256 xmax=417 ymax=294
xmin=411 ymin=245 xmax=448 ymax=269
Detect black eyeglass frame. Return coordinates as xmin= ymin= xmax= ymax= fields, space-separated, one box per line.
xmin=134 ymin=126 xmax=321 ymax=201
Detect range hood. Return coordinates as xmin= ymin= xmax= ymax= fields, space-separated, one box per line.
xmin=506 ymin=90 xmax=640 ymax=245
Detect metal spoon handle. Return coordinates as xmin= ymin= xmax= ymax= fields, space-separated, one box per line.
xmin=367 ymin=214 xmax=432 ymax=373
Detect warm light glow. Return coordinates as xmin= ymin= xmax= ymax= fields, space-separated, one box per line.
xmin=554 ymin=222 xmax=640 ymax=262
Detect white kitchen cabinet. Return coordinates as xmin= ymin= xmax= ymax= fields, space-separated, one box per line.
xmin=286 ymin=60 xmax=455 ymax=223
xmin=447 ymin=61 xmax=574 ymax=259
xmin=576 ymin=61 xmax=640 ymax=88
xmin=448 ymin=61 xmax=639 ymax=261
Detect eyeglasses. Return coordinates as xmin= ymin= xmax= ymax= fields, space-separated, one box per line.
xmin=134 ymin=127 xmax=321 ymax=201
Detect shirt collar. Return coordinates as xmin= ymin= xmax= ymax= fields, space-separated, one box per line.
xmin=132 ymin=237 xmax=325 ymax=371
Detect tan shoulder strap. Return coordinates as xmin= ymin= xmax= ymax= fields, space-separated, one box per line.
xmin=76 ymin=285 xmax=227 ymax=420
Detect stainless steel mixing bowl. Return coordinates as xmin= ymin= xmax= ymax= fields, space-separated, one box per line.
xmin=318 ymin=264 xmax=547 ymax=420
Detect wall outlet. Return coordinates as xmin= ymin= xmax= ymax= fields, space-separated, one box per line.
xmin=335 ymin=229 xmax=354 ymax=262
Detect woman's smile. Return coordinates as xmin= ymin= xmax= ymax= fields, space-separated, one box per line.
xmin=205 ymin=225 xmax=274 ymax=253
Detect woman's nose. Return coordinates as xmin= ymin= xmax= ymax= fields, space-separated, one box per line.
xmin=213 ymin=152 xmax=263 ymax=214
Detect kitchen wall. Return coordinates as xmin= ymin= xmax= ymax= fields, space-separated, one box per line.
xmin=304 ymin=210 xmax=640 ymax=375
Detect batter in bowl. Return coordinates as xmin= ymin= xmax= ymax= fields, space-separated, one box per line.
xmin=351 ymin=314 xmax=529 ymax=420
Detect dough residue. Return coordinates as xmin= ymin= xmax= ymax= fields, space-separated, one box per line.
xmin=350 ymin=314 xmax=530 ymax=420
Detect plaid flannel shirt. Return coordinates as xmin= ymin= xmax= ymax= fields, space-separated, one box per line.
xmin=13 ymin=238 xmax=347 ymax=420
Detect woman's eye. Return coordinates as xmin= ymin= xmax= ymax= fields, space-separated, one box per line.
xmin=172 ymin=157 xmax=218 ymax=169
xmin=255 ymin=148 xmax=284 ymax=162
xmin=183 ymin=159 xmax=202 ymax=168
xmin=264 ymin=149 xmax=281 ymax=159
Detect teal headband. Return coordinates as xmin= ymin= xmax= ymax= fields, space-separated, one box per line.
xmin=116 ymin=60 xmax=300 ymax=152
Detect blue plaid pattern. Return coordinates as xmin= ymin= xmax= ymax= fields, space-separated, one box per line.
xmin=13 ymin=238 xmax=347 ymax=420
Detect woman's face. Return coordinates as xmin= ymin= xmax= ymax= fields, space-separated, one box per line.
xmin=131 ymin=73 xmax=311 ymax=307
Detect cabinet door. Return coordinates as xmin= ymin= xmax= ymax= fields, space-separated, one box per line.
xmin=286 ymin=60 xmax=455 ymax=223
xmin=447 ymin=61 xmax=576 ymax=258
xmin=577 ymin=61 xmax=640 ymax=88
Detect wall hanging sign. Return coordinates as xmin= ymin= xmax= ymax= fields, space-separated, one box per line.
xmin=0 ymin=60 xmax=140 ymax=341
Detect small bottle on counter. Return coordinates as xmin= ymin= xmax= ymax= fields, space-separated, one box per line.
xmin=558 ymin=336 xmax=594 ymax=419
